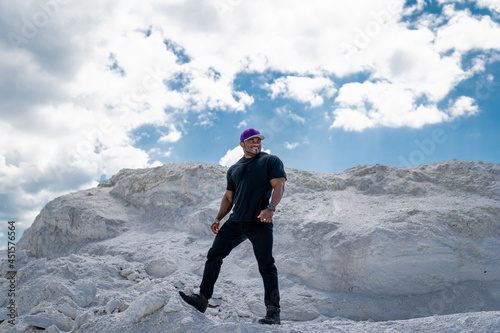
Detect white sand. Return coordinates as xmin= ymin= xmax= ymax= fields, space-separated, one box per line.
xmin=1 ymin=160 xmax=499 ymax=332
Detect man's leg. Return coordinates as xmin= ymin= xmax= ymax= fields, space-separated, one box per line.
xmin=244 ymin=222 xmax=280 ymax=308
xmin=199 ymin=221 xmax=246 ymax=299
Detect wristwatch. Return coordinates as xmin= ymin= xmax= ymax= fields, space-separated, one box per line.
xmin=267 ymin=204 xmax=276 ymax=212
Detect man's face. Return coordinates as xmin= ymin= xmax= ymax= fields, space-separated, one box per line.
xmin=241 ymin=137 xmax=262 ymax=157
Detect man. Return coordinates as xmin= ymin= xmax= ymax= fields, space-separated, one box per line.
xmin=179 ymin=128 xmax=287 ymax=325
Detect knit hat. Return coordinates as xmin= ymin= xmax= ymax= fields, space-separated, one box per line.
xmin=240 ymin=128 xmax=265 ymax=142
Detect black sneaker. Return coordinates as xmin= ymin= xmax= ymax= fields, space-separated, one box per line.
xmin=179 ymin=291 xmax=208 ymax=313
xmin=258 ymin=305 xmax=281 ymax=325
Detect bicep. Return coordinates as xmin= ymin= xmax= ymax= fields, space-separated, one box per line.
xmin=224 ymin=190 xmax=234 ymax=203
xmin=270 ymin=177 xmax=286 ymax=189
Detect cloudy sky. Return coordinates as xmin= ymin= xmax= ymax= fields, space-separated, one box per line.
xmin=1 ymin=0 xmax=500 ymax=245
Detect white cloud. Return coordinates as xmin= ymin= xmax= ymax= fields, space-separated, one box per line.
xmin=437 ymin=0 xmax=464 ymax=4
xmin=195 ymin=112 xmax=217 ymax=127
xmin=158 ymin=126 xmax=182 ymax=143
xmin=237 ymin=121 xmax=248 ymax=129
xmin=475 ymin=0 xmax=500 ymax=14
xmin=231 ymin=0 xmax=406 ymax=76
xmin=265 ymin=76 xmax=336 ymax=107
xmin=98 ymin=146 xmax=151 ymax=177
xmin=219 ymin=146 xmax=272 ymax=167
xmin=435 ymin=6 xmax=500 ymax=53
xmin=149 ymin=160 xmax=165 ymax=168
xmin=328 ymin=5 xmax=500 ymax=131
xmin=354 ymin=24 xmax=469 ymax=103
xmin=330 ymin=108 xmax=376 ymax=132
xmin=331 ymin=81 xmax=451 ymax=131
xmin=331 ymin=81 xmax=478 ymax=131
xmin=149 ymin=147 xmax=173 ymax=158
xmin=285 ymin=142 xmax=300 ymax=150
xmin=447 ymin=96 xmax=479 ymax=117
xmin=219 ymin=146 xmax=243 ymax=167
xmin=276 ymin=107 xmax=306 ymax=124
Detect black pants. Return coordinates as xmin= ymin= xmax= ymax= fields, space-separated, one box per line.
xmin=199 ymin=220 xmax=280 ymax=307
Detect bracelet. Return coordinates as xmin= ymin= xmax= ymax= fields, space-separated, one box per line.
xmin=213 ymin=218 xmax=220 ymax=224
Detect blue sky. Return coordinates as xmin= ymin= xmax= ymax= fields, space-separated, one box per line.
xmin=155 ymin=66 xmax=500 ymax=173
xmin=1 ymin=0 xmax=500 ymax=246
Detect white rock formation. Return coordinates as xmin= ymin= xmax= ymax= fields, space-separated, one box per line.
xmin=1 ymin=160 xmax=499 ymax=332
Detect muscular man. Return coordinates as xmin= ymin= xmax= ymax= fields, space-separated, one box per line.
xmin=180 ymin=128 xmax=286 ymax=325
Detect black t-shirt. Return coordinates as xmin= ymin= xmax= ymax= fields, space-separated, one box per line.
xmin=226 ymin=152 xmax=287 ymax=222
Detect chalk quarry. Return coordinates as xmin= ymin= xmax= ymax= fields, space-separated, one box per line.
xmin=1 ymin=160 xmax=500 ymax=332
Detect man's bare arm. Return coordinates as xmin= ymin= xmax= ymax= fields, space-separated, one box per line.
xmin=212 ymin=190 xmax=234 ymax=234
xmin=257 ymin=177 xmax=286 ymax=223
xmin=269 ymin=177 xmax=286 ymax=207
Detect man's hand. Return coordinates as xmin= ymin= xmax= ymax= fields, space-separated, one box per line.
xmin=211 ymin=220 xmax=220 ymax=234
xmin=257 ymin=208 xmax=274 ymax=223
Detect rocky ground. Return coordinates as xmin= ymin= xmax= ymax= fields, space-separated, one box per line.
xmin=1 ymin=160 xmax=499 ymax=332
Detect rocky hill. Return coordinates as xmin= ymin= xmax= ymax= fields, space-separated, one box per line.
xmin=1 ymin=160 xmax=500 ymax=332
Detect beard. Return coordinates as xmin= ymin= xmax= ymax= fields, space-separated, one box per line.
xmin=243 ymin=143 xmax=261 ymax=157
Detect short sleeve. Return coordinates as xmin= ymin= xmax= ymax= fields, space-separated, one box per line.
xmin=226 ymin=169 xmax=236 ymax=191
xmin=268 ymin=156 xmax=287 ymax=181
